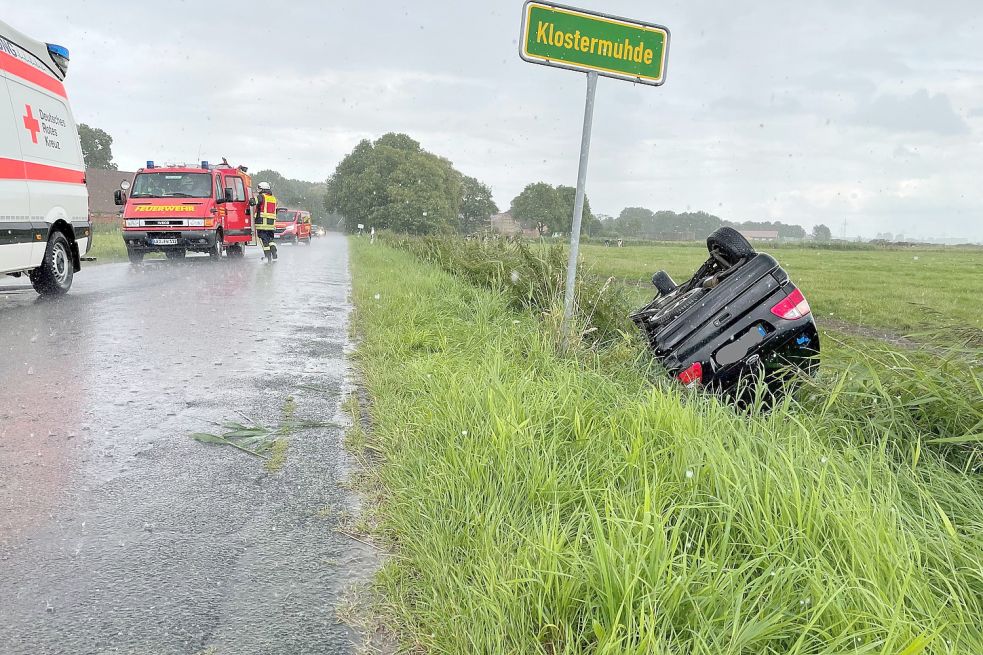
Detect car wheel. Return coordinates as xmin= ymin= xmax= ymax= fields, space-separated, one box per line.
xmin=210 ymin=232 xmax=223 ymax=259
xmin=127 ymin=248 xmax=144 ymax=265
xmin=165 ymin=249 xmax=186 ymax=260
xmin=30 ymin=231 xmax=74 ymax=296
xmin=652 ymin=270 xmax=676 ymax=296
xmin=707 ymin=226 xmax=755 ymax=263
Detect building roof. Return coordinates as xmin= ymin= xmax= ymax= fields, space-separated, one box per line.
xmin=86 ymin=167 xmax=134 ymax=216
xmin=740 ymin=230 xmax=780 ymax=240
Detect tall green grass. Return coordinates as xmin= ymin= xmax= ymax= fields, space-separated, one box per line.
xmin=350 ymin=239 xmax=983 ymax=654
xmin=87 ymin=222 xmax=127 ymax=262
xmin=388 ymin=234 xmax=632 ymax=345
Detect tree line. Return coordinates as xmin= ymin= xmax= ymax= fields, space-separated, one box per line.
xmin=80 ymin=123 xmax=829 ymax=239
xmin=600 ymin=207 xmax=827 ymax=241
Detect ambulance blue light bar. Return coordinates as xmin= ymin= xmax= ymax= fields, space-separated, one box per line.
xmin=46 ymin=43 xmax=70 ymax=76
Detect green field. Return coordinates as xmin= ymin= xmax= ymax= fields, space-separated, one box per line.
xmin=349 ymin=238 xmax=983 ymax=654
xmin=87 ymin=223 xmax=127 ymax=263
xmin=580 ymin=243 xmax=983 ymax=336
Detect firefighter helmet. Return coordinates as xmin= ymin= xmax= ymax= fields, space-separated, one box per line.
xmin=257 ymin=181 xmax=271 ymax=191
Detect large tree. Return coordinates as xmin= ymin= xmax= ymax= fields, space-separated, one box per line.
xmin=554 ymin=185 xmax=593 ymax=235
xmin=614 ymin=206 xmax=655 ymax=237
xmin=510 ymin=182 xmax=593 ymax=236
xmin=324 ymin=133 xmax=464 ymax=235
xmin=510 ymin=182 xmax=557 ymax=235
xmin=78 ymin=123 xmax=116 ymax=170
xmin=459 ymin=176 xmax=498 ymax=234
xmin=812 ymin=223 xmax=832 ymax=241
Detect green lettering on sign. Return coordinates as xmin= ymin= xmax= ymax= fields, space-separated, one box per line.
xmin=520 ymin=1 xmax=669 ymax=86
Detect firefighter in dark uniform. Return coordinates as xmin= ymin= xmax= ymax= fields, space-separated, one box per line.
xmin=255 ymin=181 xmax=278 ymax=262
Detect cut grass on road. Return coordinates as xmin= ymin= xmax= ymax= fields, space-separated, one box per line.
xmin=349 ymin=238 xmax=983 ymax=654
xmin=580 ymin=242 xmax=983 ymax=336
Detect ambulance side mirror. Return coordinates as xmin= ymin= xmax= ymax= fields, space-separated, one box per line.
xmin=114 ymin=190 xmax=126 ymax=206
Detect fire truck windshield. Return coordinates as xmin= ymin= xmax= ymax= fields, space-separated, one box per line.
xmin=130 ymin=172 xmax=213 ymax=199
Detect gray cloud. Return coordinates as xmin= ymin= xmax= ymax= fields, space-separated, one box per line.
xmin=850 ymin=90 xmax=970 ymax=135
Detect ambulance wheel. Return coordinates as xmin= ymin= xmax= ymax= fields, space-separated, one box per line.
xmin=30 ymin=231 xmax=74 ymax=296
xmin=127 ymin=248 xmax=144 ymax=265
xmin=165 ymin=249 xmax=186 ymax=260
xmin=209 ymin=232 xmax=223 ymax=259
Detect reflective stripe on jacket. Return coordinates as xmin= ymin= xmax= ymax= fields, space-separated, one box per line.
xmin=256 ymin=192 xmax=278 ymax=229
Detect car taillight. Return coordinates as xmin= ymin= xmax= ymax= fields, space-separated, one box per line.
xmin=770 ymin=288 xmax=811 ymax=320
xmin=678 ymin=362 xmax=702 ymax=386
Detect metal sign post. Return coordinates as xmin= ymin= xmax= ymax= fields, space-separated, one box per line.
xmin=518 ymin=1 xmax=670 ymax=349
xmin=561 ymin=71 xmax=597 ymax=349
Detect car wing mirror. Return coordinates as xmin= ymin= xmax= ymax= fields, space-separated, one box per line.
xmin=114 ymin=189 xmax=127 ymax=206
xmin=224 ymin=189 xmax=234 ymax=203
xmin=249 ymin=197 xmax=257 ymax=207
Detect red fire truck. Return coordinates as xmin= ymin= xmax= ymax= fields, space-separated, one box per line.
xmin=115 ymin=161 xmax=255 ymax=263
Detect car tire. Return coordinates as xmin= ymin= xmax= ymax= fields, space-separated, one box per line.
xmin=165 ymin=249 xmax=186 ymax=260
xmin=127 ymin=248 xmax=144 ymax=265
xmin=707 ymin=226 xmax=755 ymax=263
xmin=209 ymin=232 xmax=223 ymax=259
xmin=652 ymin=270 xmax=676 ymax=295
xmin=30 ymin=231 xmax=74 ymax=296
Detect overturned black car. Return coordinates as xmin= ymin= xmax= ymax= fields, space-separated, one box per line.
xmin=631 ymin=227 xmax=819 ymax=402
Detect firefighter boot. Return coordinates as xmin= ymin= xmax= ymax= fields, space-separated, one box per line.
xmin=271 ymin=243 xmax=278 ymax=261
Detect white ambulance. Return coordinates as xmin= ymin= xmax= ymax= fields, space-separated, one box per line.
xmin=0 ymin=19 xmax=89 ymax=295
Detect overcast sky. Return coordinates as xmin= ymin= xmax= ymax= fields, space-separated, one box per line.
xmin=8 ymin=1 xmax=983 ymax=240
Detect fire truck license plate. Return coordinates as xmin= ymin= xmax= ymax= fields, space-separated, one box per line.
xmin=152 ymin=238 xmax=179 ymax=246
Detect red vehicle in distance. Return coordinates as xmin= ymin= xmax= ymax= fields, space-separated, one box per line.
xmin=115 ymin=161 xmax=255 ymax=263
xmin=274 ymin=209 xmax=312 ymax=245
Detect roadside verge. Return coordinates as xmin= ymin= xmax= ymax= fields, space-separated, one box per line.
xmin=347 ymin=237 xmax=982 ymax=654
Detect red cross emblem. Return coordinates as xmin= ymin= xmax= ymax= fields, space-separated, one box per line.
xmin=23 ymin=105 xmax=41 ymax=144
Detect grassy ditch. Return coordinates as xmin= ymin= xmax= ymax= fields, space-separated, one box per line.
xmin=350 ymin=238 xmax=983 ymax=654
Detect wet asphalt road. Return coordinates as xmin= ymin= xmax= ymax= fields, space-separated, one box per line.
xmin=0 ymin=234 xmax=374 ymax=654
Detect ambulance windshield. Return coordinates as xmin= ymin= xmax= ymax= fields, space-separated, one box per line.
xmin=130 ymin=172 xmax=213 ymax=199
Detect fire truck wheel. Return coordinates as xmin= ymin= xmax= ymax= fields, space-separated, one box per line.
xmin=293 ymin=235 xmax=299 ymax=245
xmin=209 ymin=233 xmax=223 ymax=259
xmin=226 ymin=244 xmax=244 ymax=258
xmin=127 ymin=248 xmax=144 ymax=265
xmin=303 ymin=237 xmax=312 ymax=245
xmin=165 ymin=249 xmax=186 ymax=260
xmin=30 ymin=231 xmax=74 ymax=296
